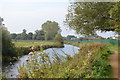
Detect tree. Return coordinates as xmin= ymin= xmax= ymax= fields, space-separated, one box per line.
xmin=27 ymin=32 xmax=33 ymax=40
xmin=1 ymin=27 xmax=17 ymax=64
xmin=21 ymin=29 xmax=27 ymax=40
xmin=109 ymin=2 xmax=120 ymax=32
xmin=42 ymin=21 xmax=60 ymax=40
xmin=0 ymin=17 xmax=4 ymax=27
xmin=65 ymin=2 xmax=120 ymax=36
xmin=54 ymin=33 xmax=63 ymax=43
xmin=15 ymin=34 xmax=21 ymax=40
xmin=33 ymin=30 xmax=45 ymax=40
xmin=11 ymin=33 xmax=17 ymax=40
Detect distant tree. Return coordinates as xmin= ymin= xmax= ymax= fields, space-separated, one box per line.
xmin=65 ymin=2 xmax=120 ymax=36
xmin=27 ymin=32 xmax=33 ymax=40
xmin=0 ymin=17 xmax=4 ymax=26
xmin=33 ymin=30 xmax=45 ymax=40
xmin=21 ymin=29 xmax=27 ymax=40
xmin=15 ymin=34 xmax=21 ymax=40
xmin=42 ymin=21 xmax=60 ymax=40
xmin=54 ymin=33 xmax=63 ymax=43
xmin=11 ymin=33 xmax=17 ymax=40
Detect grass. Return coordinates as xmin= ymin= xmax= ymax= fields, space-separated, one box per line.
xmin=16 ymin=42 xmax=113 ymax=78
xmin=64 ymin=41 xmax=119 ymax=53
xmin=13 ymin=40 xmax=61 ymax=48
xmin=12 ymin=40 xmax=64 ymax=57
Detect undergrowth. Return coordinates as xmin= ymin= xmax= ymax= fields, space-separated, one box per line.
xmin=16 ymin=42 xmax=112 ymax=78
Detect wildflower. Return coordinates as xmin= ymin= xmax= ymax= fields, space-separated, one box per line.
xmin=88 ymin=53 xmax=92 ymax=58
xmin=29 ymin=52 xmax=34 ymax=55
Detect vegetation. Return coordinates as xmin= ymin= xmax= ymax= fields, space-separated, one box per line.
xmin=11 ymin=41 xmax=64 ymax=60
xmin=54 ymin=33 xmax=63 ymax=44
xmin=65 ymin=2 xmax=120 ymax=35
xmin=1 ymin=1 xmax=119 ymax=78
xmin=42 ymin=21 xmax=60 ymax=40
xmin=1 ymin=27 xmax=17 ymax=66
xmin=11 ymin=29 xmax=45 ymax=40
xmin=17 ymin=42 xmax=113 ymax=78
xmin=11 ymin=20 xmax=62 ymax=41
xmin=13 ymin=41 xmax=60 ymax=48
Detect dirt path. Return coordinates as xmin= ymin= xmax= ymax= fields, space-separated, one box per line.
xmin=109 ymin=51 xmax=119 ymax=78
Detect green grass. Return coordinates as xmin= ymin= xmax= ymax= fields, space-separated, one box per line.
xmin=106 ymin=43 xmax=119 ymax=52
xmin=13 ymin=41 xmax=60 ymax=47
xmin=65 ymin=41 xmax=119 ymax=53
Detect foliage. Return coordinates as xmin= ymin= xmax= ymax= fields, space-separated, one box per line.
xmin=27 ymin=32 xmax=33 ymax=40
xmin=21 ymin=29 xmax=27 ymax=40
xmin=11 ymin=33 xmax=17 ymax=40
xmin=32 ymin=30 xmax=44 ymax=40
xmin=1 ymin=27 xmax=17 ymax=65
xmin=11 ymin=29 xmax=45 ymax=40
xmin=109 ymin=2 xmax=120 ymax=32
xmin=65 ymin=2 xmax=120 ymax=36
xmin=54 ymin=33 xmax=63 ymax=43
xmin=18 ymin=43 xmax=112 ymax=78
xmin=42 ymin=21 xmax=60 ymax=40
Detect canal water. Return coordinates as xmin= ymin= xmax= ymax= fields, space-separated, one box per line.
xmin=4 ymin=44 xmax=79 ymax=78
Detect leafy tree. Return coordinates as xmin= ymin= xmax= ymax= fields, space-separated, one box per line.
xmin=1 ymin=27 xmax=17 ymax=64
xmin=27 ymin=32 xmax=33 ymax=40
xmin=33 ymin=30 xmax=45 ymax=40
xmin=0 ymin=17 xmax=4 ymax=26
xmin=42 ymin=21 xmax=60 ymax=40
xmin=15 ymin=34 xmax=21 ymax=40
xmin=21 ymin=29 xmax=27 ymax=40
xmin=11 ymin=33 xmax=17 ymax=40
xmin=109 ymin=2 xmax=120 ymax=32
xmin=65 ymin=2 xmax=120 ymax=36
xmin=54 ymin=33 xmax=63 ymax=43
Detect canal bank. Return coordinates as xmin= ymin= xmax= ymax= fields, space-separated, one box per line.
xmin=4 ymin=44 xmax=79 ymax=78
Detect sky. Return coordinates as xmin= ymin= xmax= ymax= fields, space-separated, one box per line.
xmin=0 ymin=0 xmax=117 ymax=38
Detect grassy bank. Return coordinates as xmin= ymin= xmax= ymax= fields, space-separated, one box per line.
xmin=14 ymin=40 xmax=64 ymax=57
xmin=17 ymin=42 xmax=113 ymax=78
xmin=2 ymin=41 xmax=64 ymax=68
xmin=64 ymin=41 xmax=119 ymax=52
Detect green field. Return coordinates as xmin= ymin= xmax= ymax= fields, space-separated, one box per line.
xmin=13 ymin=40 xmax=62 ymax=47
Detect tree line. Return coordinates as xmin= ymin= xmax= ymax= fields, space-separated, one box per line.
xmin=11 ymin=20 xmax=62 ymax=41
xmin=11 ymin=29 xmax=44 ymax=40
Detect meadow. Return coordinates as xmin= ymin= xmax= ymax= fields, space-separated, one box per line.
xmin=13 ymin=40 xmax=63 ymax=48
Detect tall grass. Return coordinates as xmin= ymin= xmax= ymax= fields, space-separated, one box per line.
xmin=17 ymin=43 xmax=112 ymax=78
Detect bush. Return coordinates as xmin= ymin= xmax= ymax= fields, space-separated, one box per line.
xmin=1 ymin=27 xmax=17 ymax=66
xmin=54 ymin=33 xmax=63 ymax=44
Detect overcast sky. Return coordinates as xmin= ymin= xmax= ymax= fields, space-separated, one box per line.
xmin=0 ymin=0 xmax=116 ymax=38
